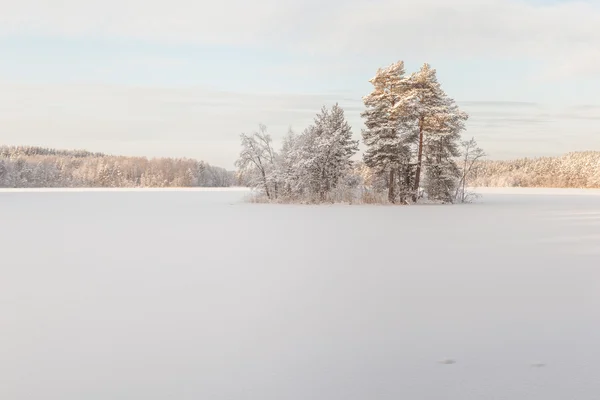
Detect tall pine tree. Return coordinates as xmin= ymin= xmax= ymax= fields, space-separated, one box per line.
xmin=361 ymin=61 xmax=413 ymax=203
xmin=394 ymin=63 xmax=468 ymax=201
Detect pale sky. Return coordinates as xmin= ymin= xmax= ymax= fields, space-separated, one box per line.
xmin=1 ymin=0 xmax=599 ymax=168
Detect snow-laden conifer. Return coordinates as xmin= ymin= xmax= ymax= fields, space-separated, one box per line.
xmin=361 ymin=60 xmax=413 ymax=203
xmin=394 ymin=63 xmax=468 ymax=201
xmin=284 ymin=104 xmax=358 ymax=202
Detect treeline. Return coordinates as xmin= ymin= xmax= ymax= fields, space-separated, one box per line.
xmin=469 ymin=151 xmax=600 ymax=189
xmin=0 ymin=146 xmax=235 ymax=188
xmin=236 ymin=61 xmax=484 ymax=204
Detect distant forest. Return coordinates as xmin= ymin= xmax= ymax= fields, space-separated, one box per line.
xmin=2 ymin=146 xmax=598 ymax=191
xmin=0 ymin=146 xmax=235 ymax=188
xmin=470 ymin=151 xmax=600 ymax=189
xmin=2 ymin=145 xmax=598 ymax=190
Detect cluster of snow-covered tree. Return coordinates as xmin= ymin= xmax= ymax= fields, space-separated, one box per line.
xmin=0 ymin=146 xmax=234 ymax=188
xmin=469 ymin=151 xmax=600 ymax=189
xmin=236 ymin=61 xmax=484 ymax=204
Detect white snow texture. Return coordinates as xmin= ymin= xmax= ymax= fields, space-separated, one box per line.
xmin=1 ymin=188 xmax=599 ymax=399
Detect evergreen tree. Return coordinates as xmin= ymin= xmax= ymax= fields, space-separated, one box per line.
xmin=394 ymin=63 xmax=468 ymax=201
xmin=277 ymin=104 xmax=358 ymax=202
xmin=306 ymin=104 xmax=359 ymax=201
xmin=277 ymin=128 xmax=310 ymax=199
xmin=361 ymin=60 xmax=413 ymax=203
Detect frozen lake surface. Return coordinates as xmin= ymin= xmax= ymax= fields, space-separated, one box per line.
xmin=2 ymin=188 xmax=600 ymax=399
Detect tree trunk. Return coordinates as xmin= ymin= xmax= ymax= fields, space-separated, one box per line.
xmin=455 ymin=147 xmax=469 ymax=203
xmin=461 ymin=156 xmax=467 ymax=203
xmin=413 ymin=117 xmax=425 ymax=202
xmin=261 ymin=169 xmax=270 ymax=199
xmin=388 ymin=169 xmax=395 ymax=203
xmin=320 ymin=168 xmax=327 ymax=202
xmin=404 ymin=164 xmax=412 ymax=193
xmin=397 ymin=166 xmax=405 ymax=204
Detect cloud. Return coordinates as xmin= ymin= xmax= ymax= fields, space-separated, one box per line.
xmin=316 ymin=0 xmax=600 ymax=54
xmin=304 ymin=0 xmax=600 ymax=82
xmin=460 ymin=100 xmax=600 ymax=159
xmin=459 ymin=101 xmax=539 ymax=108
xmin=539 ymin=48 xmax=600 ymax=80
xmin=2 ymin=1 xmax=599 ymax=167
xmin=0 ymin=0 xmax=315 ymax=46
xmin=0 ymin=83 xmax=349 ymax=167
xmin=2 ymin=0 xmax=599 ymax=79
xmin=1 ymin=84 xmax=599 ymax=167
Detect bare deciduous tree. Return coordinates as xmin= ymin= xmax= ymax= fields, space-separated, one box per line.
xmin=235 ymin=124 xmax=278 ymax=199
xmin=455 ymin=137 xmax=486 ymax=203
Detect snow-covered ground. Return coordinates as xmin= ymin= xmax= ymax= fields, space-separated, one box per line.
xmin=1 ymin=188 xmax=599 ymax=399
